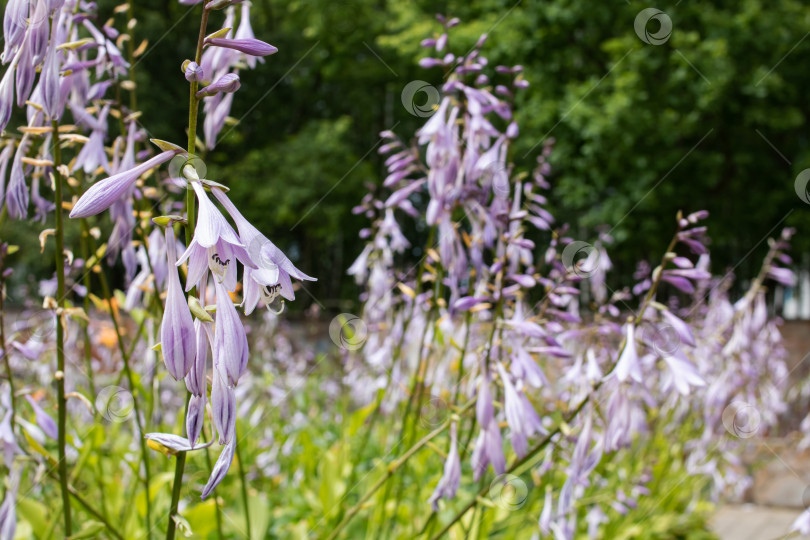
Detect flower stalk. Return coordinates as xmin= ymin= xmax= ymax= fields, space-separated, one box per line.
xmin=52 ymin=118 xmax=72 ymax=536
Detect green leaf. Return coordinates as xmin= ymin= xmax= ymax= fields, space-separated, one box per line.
xmin=16 ymin=497 xmax=49 ymax=538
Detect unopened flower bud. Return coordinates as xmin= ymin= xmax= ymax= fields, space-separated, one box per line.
xmin=184 ymin=61 xmax=204 ymax=82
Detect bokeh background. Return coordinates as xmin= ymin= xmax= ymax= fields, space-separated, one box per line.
xmin=5 ymin=0 xmax=809 ymax=308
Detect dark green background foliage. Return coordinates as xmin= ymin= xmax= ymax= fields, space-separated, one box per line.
xmin=11 ymin=0 xmax=810 ymax=304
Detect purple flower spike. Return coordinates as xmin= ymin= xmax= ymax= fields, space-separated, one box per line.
xmin=160 ymin=225 xmax=197 ymax=380
xmin=201 ymin=439 xmax=236 ymax=500
xmin=428 ymin=422 xmax=460 ymax=510
xmin=185 ymin=61 xmax=204 ymax=83
xmin=471 ymin=369 xmax=505 ymax=479
xmin=70 ymin=149 xmax=180 ymax=218
xmin=205 ymin=37 xmax=278 ymax=58
xmin=24 ymin=395 xmax=57 ymax=439
xmin=196 ymin=73 xmax=241 ymax=98
xmin=615 ymin=323 xmax=642 ymax=383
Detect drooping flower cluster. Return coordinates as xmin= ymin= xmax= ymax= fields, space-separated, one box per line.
xmin=196 ymin=1 xmax=277 ymax=150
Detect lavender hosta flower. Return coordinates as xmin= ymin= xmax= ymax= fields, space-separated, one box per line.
xmin=234 ymin=1 xmax=263 ymax=69
xmin=178 ymin=182 xmax=255 ymax=292
xmin=792 ymin=509 xmax=810 ymax=535
xmin=0 ymin=142 xmax=13 ymax=207
xmin=160 ymin=225 xmax=197 ymax=380
xmin=662 ymin=351 xmax=705 ymax=396
xmin=196 ymin=73 xmax=241 ymax=98
xmin=0 ymin=409 xmax=20 ymax=468
xmin=24 ymin=395 xmax=57 ymax=439
xmin=5 ymin=141 xmax=29 ymax=220
xmin=0 ymin=60 xmax=18 ymax=139
xmin=471 ymin=369 xmax=505 ymax=480
xmin=15 ymin=38 xmax=36 ymax=108
xmin=201 ymin=439 xmax=236 ymax=500
xmin=145 ymin=432 xmax=214 ymax=454
xmin=213 ymin=188 xmax=315 ymax=308
xmin=614 ymin=322 xmax=642 ymax=383
xmin=185 ymin=394 xmax=206 ymax=449
xmin=497 ymin=362 xmax=545 ymax=457
xmin=39 ymin=21 xmax=63 ymax=120
xmin=659 ymin=309 xmax=696 ymax=347
xmin=0 ymin=466 xmax=20 ymax=540
xmin=2 ymin=0 xmax=29 ymax=63
xmin=70 ymin=103 xmax=111 ymax=174
xmin=211 ymin=358 xmax=236 ymax=444
xmin=204 ymin=37 xmax=278 ymax=58
xmin=428 ymin=422 xmax=461 ymax=510
xmin=186 ymin=319 xmax=210 ymax=396
xmin=202 ymin=90 xmax=234 ymax=150
xmin=69 ymin=148 xmax=182 ymax=218
xmin=214 ymin=278 xmax=249 ymax=385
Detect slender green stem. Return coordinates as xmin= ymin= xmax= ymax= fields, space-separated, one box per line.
xmin=42 ymin=469 xmax=124 ymax=540
xmin=52 ymin=119 xmax=72 ymax=536
xmin=167 ymin=4 xmax=210 ymax=538
xmin=166 ymin=449 xmax=187 ymax=540
xmin=83 ymin=219 xmax=153 ymax=535
xmin=325 ymin=399 xmax=475 ymax=540
xmin=235 ymin=432 xmax=252 ymax=539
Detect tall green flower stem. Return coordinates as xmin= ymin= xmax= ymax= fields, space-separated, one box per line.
xmin=167 ymin=3 xmax=210 ymax=539
xmin=325 ymin=399 xmax=475 ymax=540
xmin=52 ymin=119 xmax=72 ymax=536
